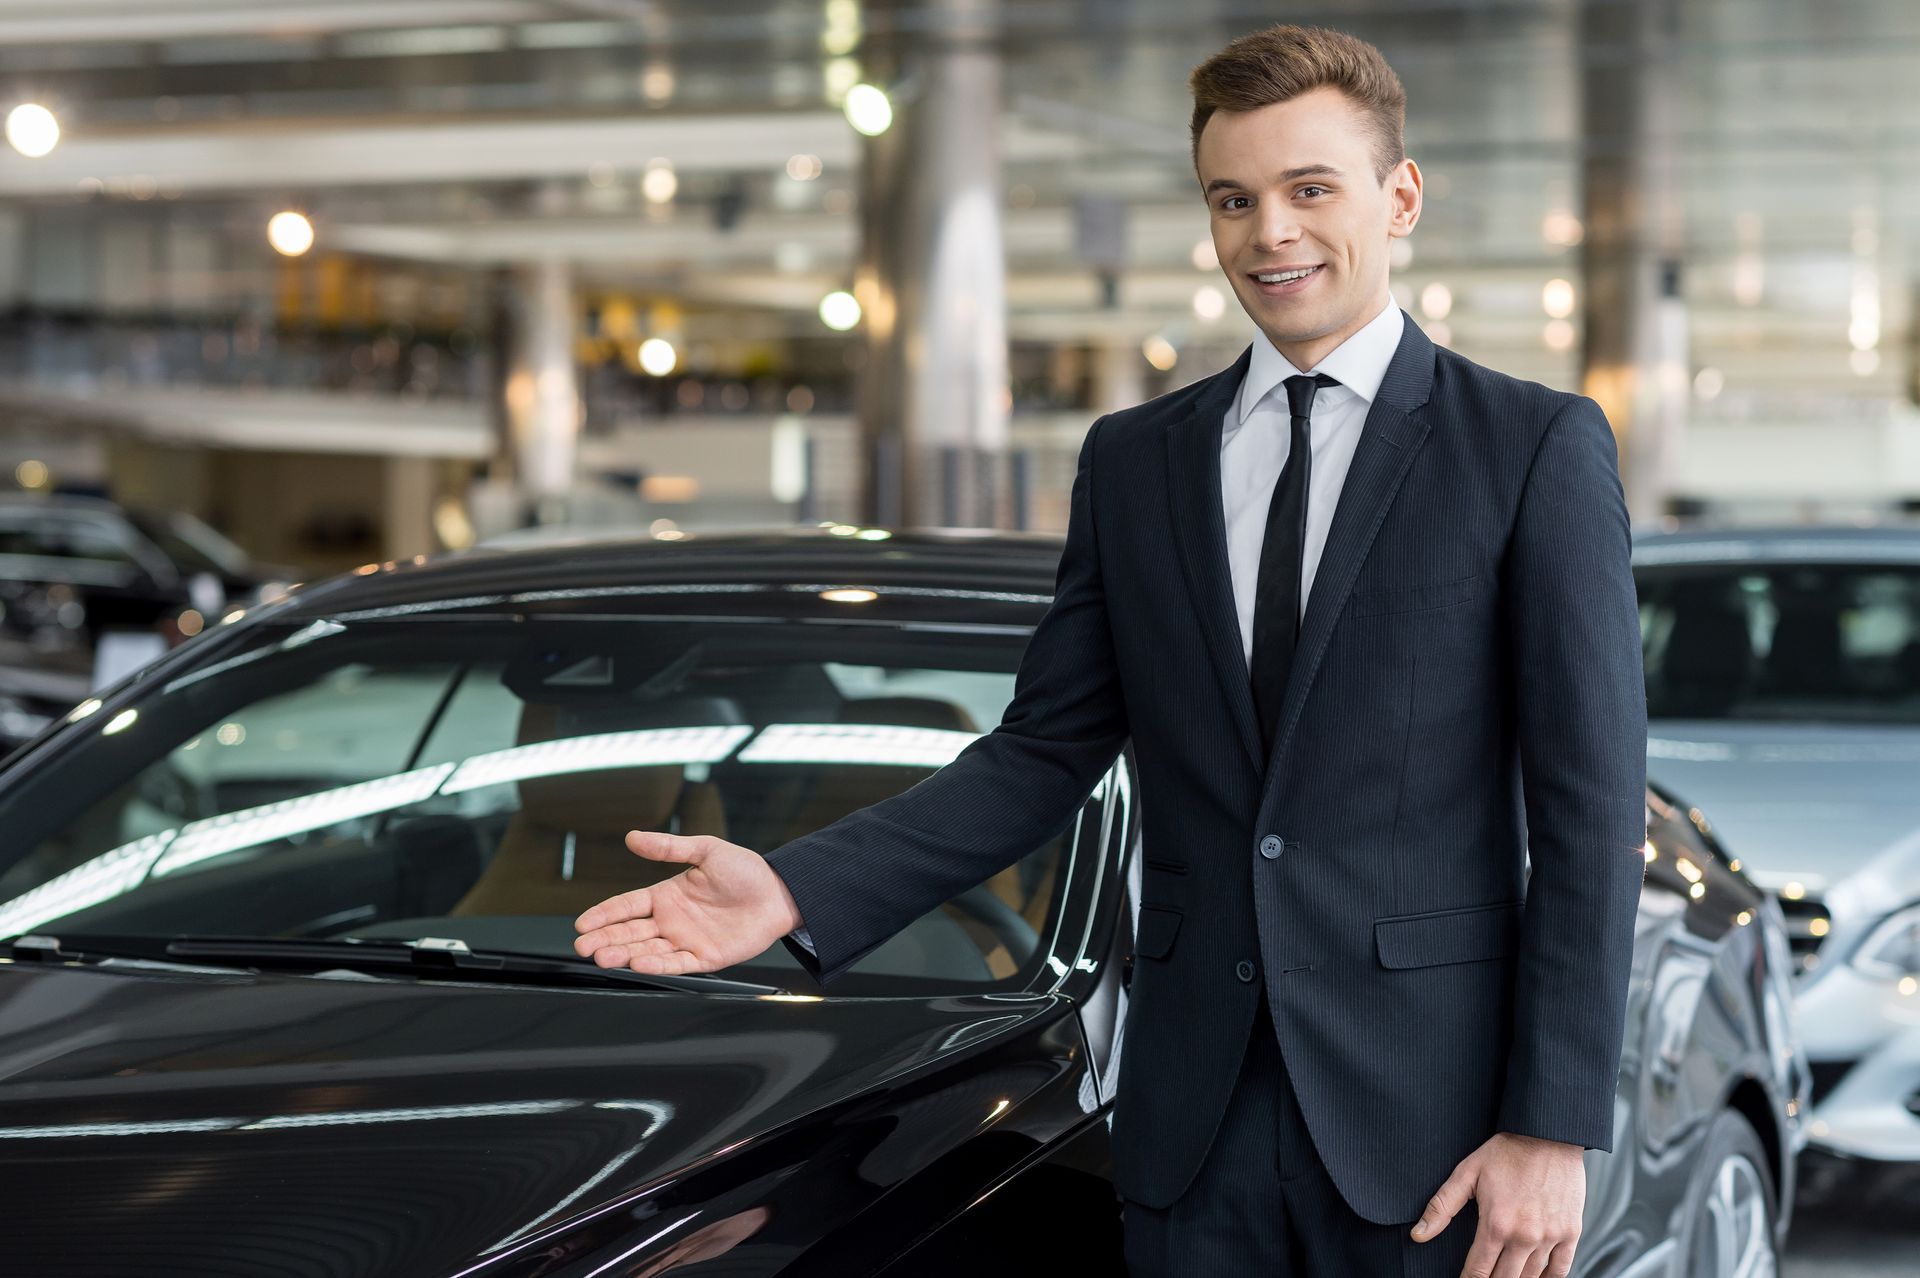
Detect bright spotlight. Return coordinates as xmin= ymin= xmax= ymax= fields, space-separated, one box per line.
xmin=843 ymin=84 xmax=893 ymax=136
xmin=268 ymin=211 xmax=315 ymax=257
xmin=638 ymin=337 xmax=678 ymax=376
xmin=6 ymin=103 xmax=59 ymax=158
xmin=642 ymin=162 xmax=677 ymax=204
xmin=819 ymin=290 xmax=862 ymax=331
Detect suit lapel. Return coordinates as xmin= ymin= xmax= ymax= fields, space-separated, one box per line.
xmin=1163 ymin=310 xmax=1439 ymax=785
xmin=1261 ymin=314 xmax=1438 ymax=788
xmin=1166 ymin=342 xmax=1265 ymax=775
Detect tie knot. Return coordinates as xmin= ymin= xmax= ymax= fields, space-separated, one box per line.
xmin=1282 ymin=372 xmax=1341 ymax=420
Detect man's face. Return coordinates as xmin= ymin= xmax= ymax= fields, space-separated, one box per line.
xmin=1196 ymin=86 xmax=1419 ymax=358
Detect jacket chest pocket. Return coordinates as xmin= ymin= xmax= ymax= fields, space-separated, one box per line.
xmin=1348 ymin=572 xmax=1480 ymax=618
xmin=1373 ymin=898 xmax=1522 ymax=968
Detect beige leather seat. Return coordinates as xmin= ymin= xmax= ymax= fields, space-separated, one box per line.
xmin=449 ymin=699 xmax=732 ymax=918
xmin=763 ymin=695 xmax=1060 ymax=970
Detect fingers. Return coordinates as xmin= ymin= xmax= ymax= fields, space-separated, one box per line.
xmin=1542 ymin=1240 xmax=1577 ymax=1277
xmin=625 ymin=829 xmax=707 ymax=864
xmin=575 ymin=886 xmax=650 ymax=936
xmin=1490 ymin=1243 xmax=1544 ymax=1278
xmin=580 ymin=934 xmax=678 ymax=969
xmin=1457 ymin=1218 xmax=1500 ymax=1278
xmin=1411 ymin=1163 xmax=1475 ymax=1242
xmin=572 ymin=916 xmax=660 ymax=961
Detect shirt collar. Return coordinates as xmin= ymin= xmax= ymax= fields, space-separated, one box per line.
xmin=1234 ymin=294 xmax=1403 ymax=427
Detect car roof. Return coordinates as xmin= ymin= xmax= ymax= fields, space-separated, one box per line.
xmin=1631 ymin=519 xmax=1920 ymax=565
xmin=268 ymin=524 xmax=1070 ymax=622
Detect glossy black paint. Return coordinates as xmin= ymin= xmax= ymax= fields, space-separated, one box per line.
xmin=0 ymin=528 xmax=1804 ymax=1277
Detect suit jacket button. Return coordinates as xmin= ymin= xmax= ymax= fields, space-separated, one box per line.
xmin=1235 ymin=959 xmax=1256 ymax=982
xmin=1259 ymin=834 xmax=1283 ymax=859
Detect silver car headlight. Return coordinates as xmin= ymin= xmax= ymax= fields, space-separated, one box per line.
xmin=1849 ymin=901 xmax=1920 ymax=981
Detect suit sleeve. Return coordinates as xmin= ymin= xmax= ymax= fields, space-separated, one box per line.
xmin=766 ymin=414 xmax=1131 ymax=987
xmin=1494 ymin=394 xmax=1649 ymax=1153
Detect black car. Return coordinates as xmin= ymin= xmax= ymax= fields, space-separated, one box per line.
xmin=0 ymin=493 xmax=297 ymax=753
xmin=0 ymin=527 xmax=1806 ymax=1277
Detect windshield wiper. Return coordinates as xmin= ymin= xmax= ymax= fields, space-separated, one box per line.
xmin=5 ymin=933 xmax=794 ymax=997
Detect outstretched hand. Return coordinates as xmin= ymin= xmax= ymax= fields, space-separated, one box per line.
xmin=573 ymin=831 xmax=804 ymax=975
xmin=1410 ymin=1131 xmax=1586 ymax=1278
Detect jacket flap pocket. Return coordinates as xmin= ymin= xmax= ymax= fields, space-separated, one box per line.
xmin=1374 ymin=899 xmax=1523 ymax=969
xmin=1134 ymin=905 xmax=1183 ymax=960
xmin=1349 ymin=573 xmax=1480 ymax=618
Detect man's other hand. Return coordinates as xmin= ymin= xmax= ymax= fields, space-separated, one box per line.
xmin=1409 ymin=1131 xmax=1586 ymax=1278
xmin=573 ymin=831 xmax=804 ymax=975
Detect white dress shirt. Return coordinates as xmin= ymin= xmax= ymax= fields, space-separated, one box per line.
xmin=1221 ymin=293 xmax=1403 ymax=668
xmin=790 ymin=296 xmax=1405 ymax=960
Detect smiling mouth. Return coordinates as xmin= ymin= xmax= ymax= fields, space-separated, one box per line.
xmin=1247 ymin=264 xmax=1326 ymax=293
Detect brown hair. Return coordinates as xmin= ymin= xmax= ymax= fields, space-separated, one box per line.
xmin=1188 ymin=24 xmax=1407 ymax=188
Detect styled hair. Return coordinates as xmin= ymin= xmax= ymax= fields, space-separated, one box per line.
xmin=1188 ymin=24 xmax=1407 ymax=188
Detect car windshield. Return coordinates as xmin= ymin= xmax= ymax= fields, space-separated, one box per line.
xmin=1637 ymin=562 xmax=1920 ymax=723
xmin=0 ymin=612 xmax=1100 ymax=995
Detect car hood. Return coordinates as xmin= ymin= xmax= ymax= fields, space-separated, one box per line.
xmin=0 ymin=959 xmax=1062 ymax=1274
xmin=1647 ymin=720 xmax=1920 ymax=904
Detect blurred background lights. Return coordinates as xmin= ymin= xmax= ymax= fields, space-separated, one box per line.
xmin=1191 ymin=238 xmax=1218 ymax=271
xmin=1420 ymin=281 xmax=1452 ymax=320
xmin=267 ymin=211 xmax=314 ymax=257
xmin=1142 ymin=335 xmax=1177 ymax=371
xmin=637 ymin=338 xmax=677 ymax=376
xmin=819 ymin=290 xmax=862 ymax=330
xmin=14 ymin=458 xmax=47 ymax=489
xmin=1192 ymin=285 xmax=1225 ymax=321
xmin=1542 ymin=278 xmax=1576 ymax=319
xmin=843 ymin=84 xmax=893 ymax=136
xmin=5 ymin=103 xmax=59 ymax=158
xmin=641 ymin=161 xmax=677 ymax=204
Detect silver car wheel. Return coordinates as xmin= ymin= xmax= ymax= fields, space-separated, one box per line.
xmin=1698 ymin=1150 xmax=1776 ymax=1278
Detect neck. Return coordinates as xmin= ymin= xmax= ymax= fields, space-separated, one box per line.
xmin=1265 ymin=286 xmax=1391 ymax=371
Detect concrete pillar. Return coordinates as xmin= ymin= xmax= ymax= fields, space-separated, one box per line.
xmin=1090 ymin=338 xmax=1147 ymax=417
xmin=500 ymin=257 xmax=581 ymax=517
xmin=1579 ymin=0 xmax=1688 ymax=522
xmin=854 ymin=0 xmax=1009 ymax=529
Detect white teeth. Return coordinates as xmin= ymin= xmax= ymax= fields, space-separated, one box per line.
xmin=1256 ymin=266 xmax=1318 ymax=284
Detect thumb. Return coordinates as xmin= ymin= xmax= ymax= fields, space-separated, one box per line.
xmin=1410 ymin=1160 xmax=1477 ymax=1242
xmin=625 ymin=830 xmax=702 ymax=862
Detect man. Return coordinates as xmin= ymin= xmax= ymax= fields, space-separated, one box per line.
xmin=574 ymin=22 xmax=1646 ymax=1278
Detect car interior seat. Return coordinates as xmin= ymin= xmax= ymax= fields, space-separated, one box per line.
xmin=1655 ymin=594 xmax=1754 ymax=716
xmin=447 ymin=694 xmax=739 ymax=918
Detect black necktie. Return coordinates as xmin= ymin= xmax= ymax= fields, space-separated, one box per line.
xmin=1251 ymin=371 xmax=1340 ymax=757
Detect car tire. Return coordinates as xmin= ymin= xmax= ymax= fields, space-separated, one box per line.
xmin=1674 ymin=1107 xmax=1779 ymax=1278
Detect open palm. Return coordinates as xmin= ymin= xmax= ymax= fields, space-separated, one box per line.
xmin=572 ymin=830 xmax=801 ymax=975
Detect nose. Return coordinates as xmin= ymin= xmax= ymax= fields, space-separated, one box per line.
xmin=1251 ymin=207 xmax=1305 ymax=255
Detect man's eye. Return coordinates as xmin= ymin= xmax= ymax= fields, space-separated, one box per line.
xmin=1298 ymin=185 xmax=1328 ymax=197
xmin=1220 ymin=196 xmax=1249 ymax=211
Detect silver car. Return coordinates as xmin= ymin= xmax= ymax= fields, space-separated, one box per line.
xmin=1633 ymin=521 xmax=1920 ymax=1164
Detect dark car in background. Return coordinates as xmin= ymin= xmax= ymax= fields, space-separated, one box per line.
xmin=0 ymin=492 xmax=296 ymax=754
xmin=0 ymin=527 xmax=1804 ymax=1277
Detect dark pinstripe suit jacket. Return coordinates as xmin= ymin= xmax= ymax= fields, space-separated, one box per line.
xmin=763 ymin=308 xmax=1649 ymax=1226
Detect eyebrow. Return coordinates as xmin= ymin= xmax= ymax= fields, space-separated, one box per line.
xmin=1204 ymin=165 xmax=1344 ymax=196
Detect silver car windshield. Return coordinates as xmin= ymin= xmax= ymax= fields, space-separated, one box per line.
xmin=1637 ymin=562 xmax=1920 ymax=723
xmin=0 ymin=615 xmax=1089 ymax=994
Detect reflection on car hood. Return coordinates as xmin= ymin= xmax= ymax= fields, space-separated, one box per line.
xmin=1646 ymin=720 xmax=1920 ymax=894
xmin=0 ymin=960 xmax=1057 ymax=1274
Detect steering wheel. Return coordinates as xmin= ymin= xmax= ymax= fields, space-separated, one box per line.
xmin=948 ymin=881 xmax=1042 ymax=967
